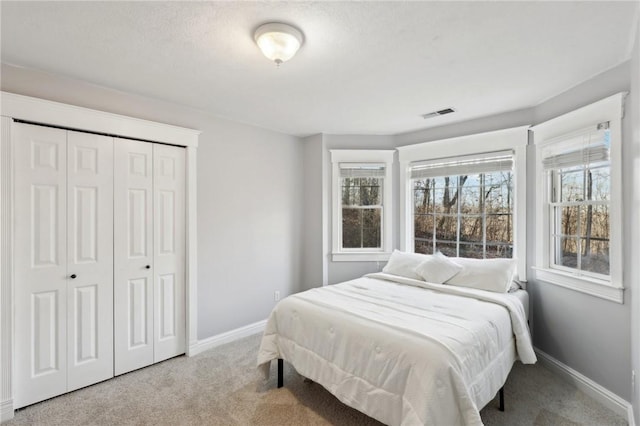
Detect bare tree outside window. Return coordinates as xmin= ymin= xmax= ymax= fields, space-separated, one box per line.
xmin=551 ymin=164 xmax=610 ymax=276
xmin=414 ymin=171 xmax=513 ymax=258
xmin=342 ymin=177 xmax=382 ymax=249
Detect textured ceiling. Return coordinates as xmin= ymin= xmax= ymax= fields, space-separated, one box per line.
xmin=1 ymin=1 xmax=638 ymax=136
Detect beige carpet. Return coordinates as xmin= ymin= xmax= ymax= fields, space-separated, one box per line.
xmin=7 ymin=333 xmax=627 ymax=425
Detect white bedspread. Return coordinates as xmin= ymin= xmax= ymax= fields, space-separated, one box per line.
xmin=257 ymin=273 xmax=536 ymax=426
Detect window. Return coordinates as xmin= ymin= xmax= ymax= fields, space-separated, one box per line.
xmin=412 ymin=152 xmax=514 ymax=259
xmin=532 ymin=93 xmax=625 ymax=303
xmin=543 ymin=125 xmax=611 ymax=277
xmin=331 ymin=150 xmax=394 ymax=261
xmin=398 ymin=126 xmax=528 ymax=280
xmin=341 ymin=166 xmax=383 ymax=249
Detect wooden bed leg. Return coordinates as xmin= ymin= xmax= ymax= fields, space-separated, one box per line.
xmin=499 ymin=386 xmax=504 ymax=412
xmin=277 ymin=358 xmax=284 ymax=388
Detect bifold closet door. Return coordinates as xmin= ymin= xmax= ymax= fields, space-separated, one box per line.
xmin=65 ymin=131 xmax=114 ymax=392
xmin=152 ymin=144 xmax=186 ymax=363
xmin=114 ymin=141 xmax=185 ymax=374
xmin=13 ymin=124 xmax=114 ymax=408
xmin=14 ymin=123 xmax=68 ymax=407
xmin=114 ymin=139 xmax=154 ymax=375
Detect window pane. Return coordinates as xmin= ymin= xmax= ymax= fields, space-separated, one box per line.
xmin=486 ymin=244 xmax=513 ymax=259
xmin=342 ymin=177 xmax=382 ymax=206
xmin=342 ymin=208 xmax=361 ymax=248
xmin=588 ymin=166 xmax=610 ymax=201
xmin=581 ymin=239 xmax=610 ymax=275
xmin=414 ymin=178 xmax=432 ymax=191
xmin=362 ymin=209 xmax=381 ymax=248
xmin=434 ymin=215 xmax=457 ymax=240
xmin=460 ymin=180 xmax=481 ymax=215
xmin=415 ymin=214 xmax=434 ymax=240
xmin=415 ymin=239 xmax=433 ymax=255
xmin=486 ymin=214 xmax=512 ymax=244
xmin=414 ymin=180 xmax=433 ymax=214
xmin=342 ymin=208 xmax=381 ymax=249
xmin=553 ymin=236 xmax=579 ymax=269
xmin=560 ymin=169 xmax=584 ymax=202
xmin=580 ymin=204 xmax=609 ymax=239
xmin=459 ymin=242 xmax=483 ymax=259
xmin=435 ymin=241 xmax=457 ymax=257
xmin=434 ymin=177 xmax=459 ymax=214
xmin=342 ymin=185 xmax=360 ymax=206
xmin=558 ymin=205 xmax=579 ymax=237
xmin=485 ymin=172 xmax=513 ymax=214
xmin=460 ymin=215 xmax=483 ymax=243
xmin=360 ymin=178 xmax=381 ymax=206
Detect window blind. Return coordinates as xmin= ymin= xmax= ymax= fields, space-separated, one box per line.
xmin=409 ymin=150 xmax=513 ymax=179
xmin=339 ymin=163 xmax=385 ymax=178
xmin=541 ymin=124 xmax=610 ymax=171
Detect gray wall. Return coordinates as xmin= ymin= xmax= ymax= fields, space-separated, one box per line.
xmin=629 ymin=15 xmax=640 ymax=422
xmin=0 ymin=63 xmax=305 ymax=339
xmin=301 ymin=134 xmax=325 ymax=290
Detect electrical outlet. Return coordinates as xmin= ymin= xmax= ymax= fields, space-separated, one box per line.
xmin=274 ymin=291 xmax=280 ymax=302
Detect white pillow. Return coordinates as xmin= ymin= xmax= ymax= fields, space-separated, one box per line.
xmin=444 ymin=257 xmax=517 ymax=293
xmin=382 ymin=250 xmax=431 ymax=280
xmin=414 ymin=252 xmax=463 ymax=284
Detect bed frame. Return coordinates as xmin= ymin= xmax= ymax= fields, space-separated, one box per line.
xmin=275 ymin=358 xmax=505 ymax=412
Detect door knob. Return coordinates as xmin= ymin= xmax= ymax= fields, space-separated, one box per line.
xmin=145 ymin=265 xmax=151 ymax=269
xmin=70 ymin=274 xmax=77 ymax=279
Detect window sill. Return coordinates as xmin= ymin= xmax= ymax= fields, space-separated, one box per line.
xmin=532 ymin=267 xmax=624 ymax=303
xmin=332 ymin=252 xmax=392 ymax=262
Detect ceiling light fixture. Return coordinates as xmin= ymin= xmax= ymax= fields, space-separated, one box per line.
xmin=254 ymin=22 xmax=304 ymax=67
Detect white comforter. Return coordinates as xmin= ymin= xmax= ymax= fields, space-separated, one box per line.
xmin=257 ymin=273 xmax=536 ymax=426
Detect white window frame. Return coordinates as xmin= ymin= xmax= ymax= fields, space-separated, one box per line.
xmin=397 ymin=126 xmax=529 ymax=282
xmin=330 ymin=150 xmax=394 ymax=261
xmin=531 ymin=93 xmax=626 ymax=303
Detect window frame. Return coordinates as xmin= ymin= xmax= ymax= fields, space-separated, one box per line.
xmin=531 ymin=92 xmax=626 ymax=303
xmin=398 ymin=126 xmax=529 ymax=282
xmin=330 ymin=150 xmax=394 ymax=261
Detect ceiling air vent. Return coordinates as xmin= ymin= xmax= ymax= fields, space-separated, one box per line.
xmin=421 ymin=108 xmax=456 ymax=120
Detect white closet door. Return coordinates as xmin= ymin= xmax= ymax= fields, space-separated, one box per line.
xmin=114 ymin=139 xmax=154 ymax=375
xmin=13 ymin=123 xmax=68 ymax=408
xmin=66 ymin=131 xmax=114 ymax=391
xmin=153 ymin=144 xmax=186 ymax=362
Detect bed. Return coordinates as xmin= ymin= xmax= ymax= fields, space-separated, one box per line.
xmin=257 ymin=253 xmax=536 ymax=426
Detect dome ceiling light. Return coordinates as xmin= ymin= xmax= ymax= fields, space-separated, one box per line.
xmin=254 ymin=22 xmax=304 ymax=67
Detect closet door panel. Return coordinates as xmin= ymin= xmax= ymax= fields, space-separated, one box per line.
xmin=114 ymin=139 xmax=154 ymax=375
xmin=153 ymin=144 xmax=186 ymax=362
xmin=13 ymin=123 xmax=68 ymax=408
xmin=66 ymin=131 xmax=114 ymax=391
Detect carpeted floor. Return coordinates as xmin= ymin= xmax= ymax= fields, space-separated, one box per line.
xmin=7 ymin=333 xmax=627 ymax=425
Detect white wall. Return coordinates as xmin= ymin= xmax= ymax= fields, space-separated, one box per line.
xmin=0 ymin=63 xmax=305 ymax=339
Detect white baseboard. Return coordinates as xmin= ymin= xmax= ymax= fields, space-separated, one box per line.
xmin=1 ymin=399 xmax=14 ymax=423
xmin=534 ymin=347 xmax=633 ymax=423
xmin=188 ymin=319 xmax=267 ymax=357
